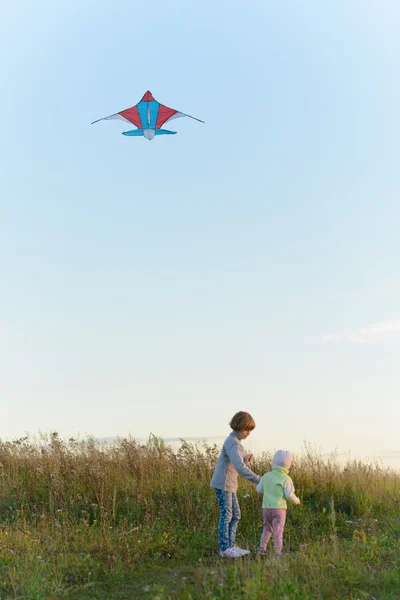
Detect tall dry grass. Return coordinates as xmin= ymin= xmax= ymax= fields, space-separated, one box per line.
xmin=0 ymin=433 xmax=398 ymax=526
xmin=0 ymin=433 xmax=399 ymax=598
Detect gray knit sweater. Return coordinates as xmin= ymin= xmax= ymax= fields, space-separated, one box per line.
xmin=210 ymin=431 xmax=260 ymax=492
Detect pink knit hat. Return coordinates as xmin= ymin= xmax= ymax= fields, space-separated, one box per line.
xmin=272 ymin=450 xmax=293 ymax=469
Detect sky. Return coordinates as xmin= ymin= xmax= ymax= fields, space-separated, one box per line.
xmin=1 ymin=0 xmax=399 ymax=468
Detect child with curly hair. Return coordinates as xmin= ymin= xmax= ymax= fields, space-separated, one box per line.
xmin=210 ymin=411 xmax=260 ymax=558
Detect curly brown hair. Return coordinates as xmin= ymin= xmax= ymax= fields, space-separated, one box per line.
xmin=229 ymin=411 xmax=256 ymax=432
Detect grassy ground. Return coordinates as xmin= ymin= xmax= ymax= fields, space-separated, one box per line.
xmin=0 ymin=434 xmax=399 ymax=599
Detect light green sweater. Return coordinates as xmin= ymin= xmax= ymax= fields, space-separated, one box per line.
xmin=256 ymin=466 xmax=300 ymax=509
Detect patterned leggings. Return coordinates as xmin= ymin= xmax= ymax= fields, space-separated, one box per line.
xmin=215 ymin=489 xmax=241 ymax=551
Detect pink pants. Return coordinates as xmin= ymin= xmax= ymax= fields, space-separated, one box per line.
xmin=260 ymin=508 xmax=286 ymax=552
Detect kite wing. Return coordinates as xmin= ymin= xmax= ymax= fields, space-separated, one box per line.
xmin=91 ymin=106 xmax=142 ymax=128
xmin=155 ymin=103 xmax=204 ymax=128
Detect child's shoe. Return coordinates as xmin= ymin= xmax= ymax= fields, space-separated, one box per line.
xmin=231 ymin=545 xmax=250 ymax=556
xmin=256 ymin=547 xmax=267 ymax=555
xmin=218 ymin=547 xmax=245 ymax=558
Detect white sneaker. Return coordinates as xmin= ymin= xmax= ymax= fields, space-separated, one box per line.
xmin=218 ymin=547 xmax=244 ymax=558
xmin=231 ymin=546 xmax=250 ymax=556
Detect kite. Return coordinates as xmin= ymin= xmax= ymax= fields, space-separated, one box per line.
xmin=91 ymin=91 xmax=204 ymax=140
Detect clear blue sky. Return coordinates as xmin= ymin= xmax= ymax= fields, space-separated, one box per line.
xmin=1 ymin=1 xmax=399 ymax=466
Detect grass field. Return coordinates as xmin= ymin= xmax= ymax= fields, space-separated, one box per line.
xmin=0 ymin=433 xmax=399 ymax=599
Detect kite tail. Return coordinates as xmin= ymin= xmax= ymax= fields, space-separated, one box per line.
xmin=121 ymin=128 xmax=176 ymax=140
xmin=155 ymin=129 xmax=177 ymax=135
xmin=122 ymin=129 xmax=144 ymax=136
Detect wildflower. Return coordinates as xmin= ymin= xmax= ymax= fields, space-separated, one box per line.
xmin=142 ymin=585 xmax=150 ymax=592
xmin=243 ymin=494 xmax=250 ymax=499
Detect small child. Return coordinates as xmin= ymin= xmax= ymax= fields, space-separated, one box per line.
xmin=256 ymin=450 xmax=300 ymax=558
xmin=210 ymin=411 xmax=260 ymax=558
